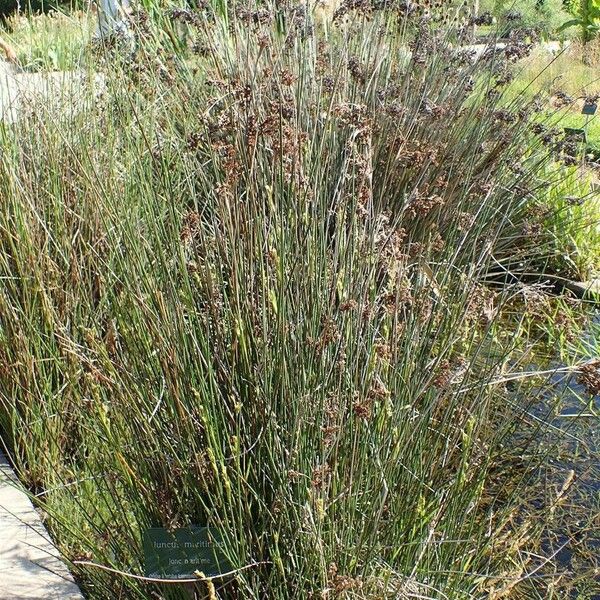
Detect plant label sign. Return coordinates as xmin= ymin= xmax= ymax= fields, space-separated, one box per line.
xmin=582 ymin=103 xmax=597 ymax=116
xmin=564 ymin=127 xmax=587 ymax=143
xmin=143 ymin=527 xmax=232 ymax=579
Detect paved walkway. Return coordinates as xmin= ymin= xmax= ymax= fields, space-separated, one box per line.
xmin=0 ymin=61 xmax=104 ymax=124
xmin=0 ymin=453 xmax=83 ymax=599
xmin=464 ymin=40 xmax=570 ymax=59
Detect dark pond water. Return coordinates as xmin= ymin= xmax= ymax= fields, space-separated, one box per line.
xmin=530 ymin=312 xmax=599 ymax=598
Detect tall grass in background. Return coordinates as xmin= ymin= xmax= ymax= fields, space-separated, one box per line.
xmin=0 ymin=2 xmax=589 ymax=598
xmin=0 ymin=9 xmax=90 ymax=70
xmin=541 ymin=163 xmax=600 ymax=278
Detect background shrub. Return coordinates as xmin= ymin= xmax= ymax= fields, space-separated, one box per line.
xmin=1 ymin=0 xmax=56 ymax=17
xmin=481 ymin=0 xmax=573 ymax=37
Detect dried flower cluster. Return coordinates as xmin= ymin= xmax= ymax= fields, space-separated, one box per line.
xmin=577 ymin=360 xmax=600 ymax=397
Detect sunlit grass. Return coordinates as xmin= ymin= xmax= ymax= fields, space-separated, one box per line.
xmin=516 ymin=44 xmax=600 ymax=97
xmin=0 ymin=9 xmax=90 ymax=70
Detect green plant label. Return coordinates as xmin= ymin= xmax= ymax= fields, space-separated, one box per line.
xmin=582 ymin=103 xmax=597 ymax=116
xmin=143 ymin=527 xmax=232 ymax=579
xmin=564 ymin=127 xmax=587 ymax=143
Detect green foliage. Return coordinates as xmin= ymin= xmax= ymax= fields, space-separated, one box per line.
xmin=0 ymin=0 xmax=44 ymax=16
xmin=0 ymin=0 xmax=74 ymax=17
xmin=542 ymin=163 xmax=600 ymax=278
xmin=563 ymin=0 xmax=579 ymax=13
xmin=558 ymin=0 xmax=600 ymax=42
xmin=481 ymin=0 xmax=573 ymax=36
xmin=0 ymin=10 xmax=89 ymax=70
